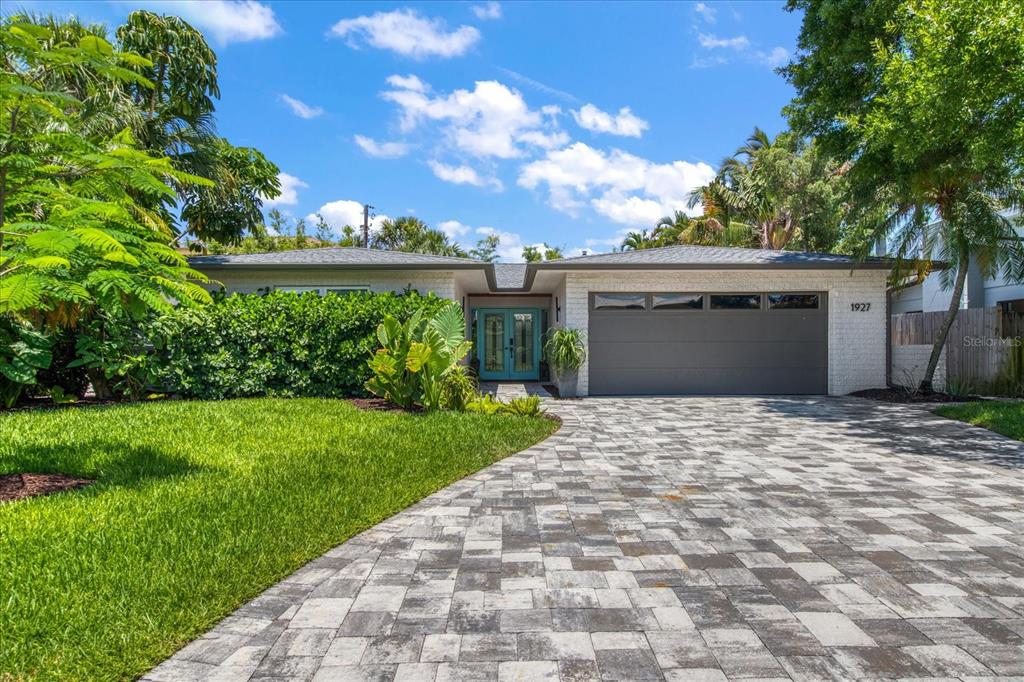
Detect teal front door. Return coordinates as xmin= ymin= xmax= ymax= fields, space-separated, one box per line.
xmin=477 ymin=308 xmax=541 ymax=381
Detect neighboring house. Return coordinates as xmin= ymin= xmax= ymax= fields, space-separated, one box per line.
xmin=190 ymin=245 xmax=892 ymax=397
xmin=891 ymin=214 xmax=1024 ymax=314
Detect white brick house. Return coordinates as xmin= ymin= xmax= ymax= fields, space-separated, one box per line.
xmin=191 ymin=245 xmax=893 ymax=397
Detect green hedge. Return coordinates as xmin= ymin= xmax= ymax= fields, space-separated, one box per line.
xmin=152 ymin=291 xmax=449 ymax=399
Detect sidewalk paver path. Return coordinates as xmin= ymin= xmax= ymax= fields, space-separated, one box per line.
xmin=147 ymin=396 xmax=1024 ymax=681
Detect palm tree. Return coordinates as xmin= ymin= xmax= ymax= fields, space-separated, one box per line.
xmin=371 ymin=217 xmax=467 ymax=257
xmin=621 ymin=230 xmax=655 ymax=250
xmin=687 ymin=127 xmax=842 ymax=251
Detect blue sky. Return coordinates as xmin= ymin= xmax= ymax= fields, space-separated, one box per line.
xmin=19 ymin=1 xmax=803 ymax=260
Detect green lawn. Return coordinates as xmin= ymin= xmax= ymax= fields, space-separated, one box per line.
xmin=935 ymin=400 xmax=1024 ymax=441
xmin=0 ymin=398 xmax=557 ymax=681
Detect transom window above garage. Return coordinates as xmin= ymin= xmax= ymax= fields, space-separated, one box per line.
xmin=591 ymin=292 xmax=823 ymax=312
xmin=592 ymin=293 xmax=646 ymax=310
xmin=768 ymin=293 xmax=820 ymax=309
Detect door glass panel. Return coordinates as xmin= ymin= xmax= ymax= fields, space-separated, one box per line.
xmin=652 ymin=293 xmax=703 ymax=310
xmin=484 ymin=313 xmax=505 ymax=372
xmin=512 ymin=312 xmax=534 ymax=373
xmin=768 ymin=293 xmax=819 ymax=309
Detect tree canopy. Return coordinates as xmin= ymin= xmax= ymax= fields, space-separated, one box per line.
xmin=784 ymin=0 xmax=1024 ymax=390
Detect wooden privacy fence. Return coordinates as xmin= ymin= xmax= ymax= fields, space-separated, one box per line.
xmin=890 ymin=307 xmax=1023 ymax=393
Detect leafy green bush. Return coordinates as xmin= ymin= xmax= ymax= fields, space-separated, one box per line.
xmin=500 ymin=395 xmax=545 ymax=417
xmin=366 ymin=303 xmax=472 ymax=411
xmin=465 ymin=393 xmax=504 ymax=415
xmin=0 ymin=318 xmax=53 ymax=408
xmin=439 ymin=364 xmax=478 ymax=411
xmin=150 ymin=291 xmax=448 ymax=399
xmin=544 ymin=327 xmax=587 ymax=375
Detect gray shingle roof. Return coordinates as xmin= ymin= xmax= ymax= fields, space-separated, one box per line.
xmin=539 ymin=245 xmax=892 ymax=269
xmin=189 ymin=247 xmax=484 ymax=267
xmin=493 ymin=263 xmax=528 ymax=289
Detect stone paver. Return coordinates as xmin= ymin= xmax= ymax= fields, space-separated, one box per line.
xmin=147 ymin=395 xmax=1024 ymax=681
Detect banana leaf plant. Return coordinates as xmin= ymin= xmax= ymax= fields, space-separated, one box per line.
xmin=366 ymin=303 xmax=471 ymax=411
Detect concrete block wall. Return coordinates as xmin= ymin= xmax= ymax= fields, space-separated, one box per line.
xmin=562 ymin=269 xmax=889 ymax=396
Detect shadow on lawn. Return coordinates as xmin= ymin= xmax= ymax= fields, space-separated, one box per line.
xmin=2 ymin=442 xmax=212 ymax=492
xmin=756 ymin=396 xmax=1024 ymax=470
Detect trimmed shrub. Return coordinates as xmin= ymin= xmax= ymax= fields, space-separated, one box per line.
xmin=151 ymin=291 xmax=449 ymax=399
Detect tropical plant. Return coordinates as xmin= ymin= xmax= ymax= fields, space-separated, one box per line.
xmin=687 ymin=128 xmax=846 ymax=251
xmin=621 ymin=230 xmax=655 ymax=250
xmin=465 ymin=393 xmax=504 ymax=415
xmin=371 ymin=216 xmax=468 ymax=257
xmin=500 ymin=395 xmax=545 ymax=417
xmin=439 ymin=363 xmax=478 ymax=411
xmin=1 ymin=18 xmax=213 ymax=326
xmin=544 ymin=328 xmax=587 ymax=376
xmin=114 ymin=10 xmax=280 ymax=243
xmin=366 ymin=302 xmax=472 ymax=411
xmin=522 ymin=243 xmax=564 ymax=262
xmin=783 ymin=0 xmax=1024 ymax=391
xmin=0 ymin=319 xmax=52 ymax=407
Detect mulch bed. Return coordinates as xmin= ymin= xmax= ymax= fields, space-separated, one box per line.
xmin=1 ymin=473 xmax=94 ymax=503
xmin=850 ymin=387 xmax=982 ymax=404
xmin=349 ymin=398 xmax=420 ymax=413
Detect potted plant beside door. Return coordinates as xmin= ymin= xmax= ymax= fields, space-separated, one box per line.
xmin=544 ymin=328 xmax=587 ymax=398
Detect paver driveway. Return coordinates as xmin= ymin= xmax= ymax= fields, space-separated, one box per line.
xmin=148 ymin=397 xmax=1024 ymax=681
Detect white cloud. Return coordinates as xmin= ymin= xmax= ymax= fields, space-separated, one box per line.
xmin=572 ymin=104 xmax=649 ymax=138
xmin=307 ymin=200 xmax=389 ymax=234
xmin=329 ymin=9 xmax=480 ymax=59
xmin=354 ymin=135 xmax=410 ymax=159
xmin=264 ymin=172 xmax=307 ymax=206
xmin=385 ymin=74 xmax=429 ymax=92
xmin=694 ymin=2 xmax=716 ymax=23
xmin=474 ymin=226 xmax=536 ymax=262
xmin=428 ymin=161 xmax=504 ymax=190
xmin=517 ymin=142 xmax=715 ymax=225
xmin=382 ymin=77 xmax=564 ymax=159
xmin=158 ymin=1 xmax=281 ymax=44
xmin=692 ymin=32 xmax=788 ymax=69
xmin=280 ymin=94 xmax=324 ymax=119
xmin=471 ymin=2 xmax=502 ymax=20
xmin=438 ymin=220 xmax=471 ymax=238
xmin=757 ymin=46 xmax=790 ymax=67
xmin=698 ymin=33 xmax=750 ymax=50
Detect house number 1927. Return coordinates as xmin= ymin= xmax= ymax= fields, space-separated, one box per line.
xmin=850 ymin=302 xmax=872 ymax=312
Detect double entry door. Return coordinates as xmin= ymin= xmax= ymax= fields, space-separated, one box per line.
xmin=477 ymin=308 xmax=541 ymax=381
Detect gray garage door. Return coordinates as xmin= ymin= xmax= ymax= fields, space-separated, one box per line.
xmin=588 ymin=291 xmax=827 ymax=395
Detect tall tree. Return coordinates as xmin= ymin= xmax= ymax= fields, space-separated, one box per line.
xmin=1 ymin=17 xmax=213 ymax=403
xmin=470 ymin=234 xmax=500 ymax=262
xmin=372 ymin=217 xmax=467 ymax=257
xmin=522 ymin=243 xmax=563 ymax=262
xmin=784 ymin=0 xmax=1024 ymax=391
xmin=689 ymin=128 xmax=845 ymax=251
xmin=113 ymin=11 xmax=281 ymax=243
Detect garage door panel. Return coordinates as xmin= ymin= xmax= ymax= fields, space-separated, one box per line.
xmin=589 ymin=340 xmax=826 ymax=370
xmin=590 ymin=366 xmax=827 ymax=395
xmin=588 ymin=292 xmax=827 ymax=395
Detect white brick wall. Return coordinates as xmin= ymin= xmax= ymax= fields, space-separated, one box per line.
xmin=205 ymin=268 xmax=459 ymax=301
xmin=891 ymin=345 xmax=947 ymax=392
xmin=562 ymin=269 xmax=889 ymax=396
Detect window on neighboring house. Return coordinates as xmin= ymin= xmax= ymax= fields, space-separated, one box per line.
xmin=592 ymin=293 xmax=646 ymax=310
xmin=651 ymin=293 xmax=703 ymax=310
xmin=768 ymin=293 xmax=820 ymax=310
xmin=276 ymin=285 xmax=369 ymax=295
xmin=710 ymin=294 xmax=761 ymax=310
